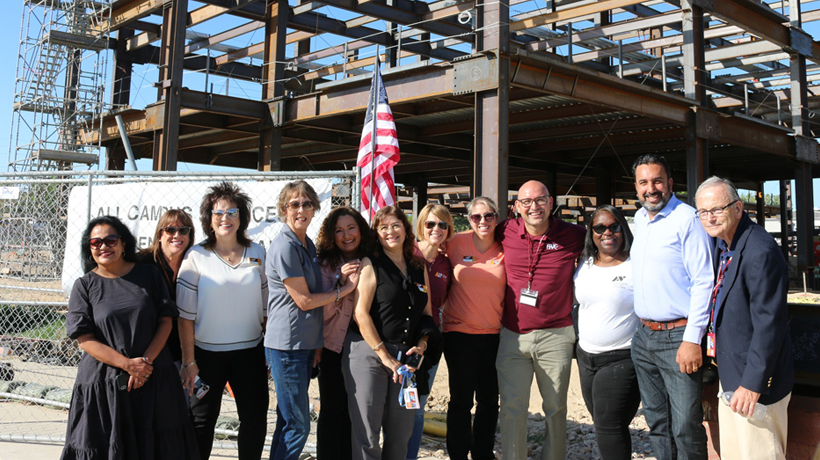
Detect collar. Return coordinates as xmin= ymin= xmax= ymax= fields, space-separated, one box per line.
xmin=727 ymin=212 xmax=752 ymax=252
xmin=282 ymin=224 xmax=309 ymax=248
xmin=517 ymin=214 xmax=555 ymax=239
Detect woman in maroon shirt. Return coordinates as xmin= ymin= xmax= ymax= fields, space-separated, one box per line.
xmin=407 ymin=203 xmax=454 ymax=460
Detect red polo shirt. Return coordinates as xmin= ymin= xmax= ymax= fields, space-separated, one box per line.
xmin=496 ymin=216 xmax=585 ymax=333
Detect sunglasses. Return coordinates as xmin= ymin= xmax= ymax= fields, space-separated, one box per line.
xmin=212 ymin=208 xmax=240 ymax=219
xmin=287 ymin=201 xmax=315 ymax=211
xmin=592 ymin=223 xmax=622 ymax=235
xmin=424 ymin=221 xmax=449 ymax=230
xmin=89 ymin=235 xmax=120 ymax=249
xmin=162 ymin=226 xmax=191 ymax=236
xmin=469 ymin=212 xmax=497 ymax=224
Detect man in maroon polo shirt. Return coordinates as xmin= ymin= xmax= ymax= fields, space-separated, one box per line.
xmin=495 ymin=180 xmax=585 ymax=460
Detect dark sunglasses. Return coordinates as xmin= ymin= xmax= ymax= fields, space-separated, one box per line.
xmin=287 ymin=201 xmax=315 ymax=211
xmin=162 ymin=226 xmax=191 ymax=236
xmin=592 ymin=223 xmax=622 ymax=235
xmin=469 ymin=212 xmax=497 ymax=224
xmin=424 ymin=221 xmax=449 ymax=230
xmin=89 ymin=235 xmax=120 ymax=249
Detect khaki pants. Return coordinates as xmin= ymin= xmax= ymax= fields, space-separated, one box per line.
xmin=496 ymin=326 xmax=575 ymax=460
xmin=718 ymin=384 xmax=790 ymax=460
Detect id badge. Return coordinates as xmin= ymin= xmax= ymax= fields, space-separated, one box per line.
xmin=520 ymin=288 xmax=538 ymax=307
xmin=404 ymin=387 xmax=420 ymax=409
xmin=706 ymin=332 xmax=716 ymax=357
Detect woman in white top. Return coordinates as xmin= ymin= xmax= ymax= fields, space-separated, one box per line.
xmin=177 ymin=182 xmax=269 ymax=460
xmin=573 ymin=205 xmax=641 ymax=460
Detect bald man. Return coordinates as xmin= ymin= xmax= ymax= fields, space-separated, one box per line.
xmin=495 ymin=180 xmax=586 ymax=460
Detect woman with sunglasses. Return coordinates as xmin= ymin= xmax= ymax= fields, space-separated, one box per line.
xmin=406 ymin=204 xmax=453 ymax=460
xmin=314 ymin=207 xmax=372 ymax=460
xmin=441 ymin=197 xmax=506 ymax=460
xmin=137 ymin=209 xmax=196 ymax=370
xmin=265 ymin=181 xmax=360 ymax=460
xmin=62 ymin=216 xmax=198 ymax=460
xmin=177 ymin=182 xmax=269 ymax=460
xmin=343 ymin=206 xmax=439 ymax=460
xmin=573 ymin=205 xmax=641 ymax=460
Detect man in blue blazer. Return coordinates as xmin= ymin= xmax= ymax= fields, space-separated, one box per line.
xmin=695 ymin=176 xmax=793 ymax=460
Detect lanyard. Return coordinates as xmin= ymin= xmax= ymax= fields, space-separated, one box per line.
xmin=708 ymin=252 xmax=732 ymax=331
xmin=526 ymin=233 xmax=547 ymax=290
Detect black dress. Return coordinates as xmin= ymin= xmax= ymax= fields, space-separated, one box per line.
xmin=61 ymin=264 xmax=199 ymax=460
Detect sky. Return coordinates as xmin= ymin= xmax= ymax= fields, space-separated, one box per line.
xmin=0 ymin=1 xmax=817 ymax=205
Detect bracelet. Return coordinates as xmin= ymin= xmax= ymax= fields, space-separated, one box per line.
xmin=141 ymin=356 xmax=149 ymax=363
xmin=373 ymin=341 xmax=385 ymax=352
xmin=181 ymin=360 xmax=197 ymax=369
xmin=335 ymin=285 xmax=341 ymax=303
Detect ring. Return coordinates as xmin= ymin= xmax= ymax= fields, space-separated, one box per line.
xmin=693 ymin=367 xmax=698 ymax=371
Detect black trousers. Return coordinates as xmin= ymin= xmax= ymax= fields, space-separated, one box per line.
xmin=443 ymin=332 xmax=500 ymax=460
xmin=190 ymin=343 xmax=269 ymax=460
xmin=317 ymin=347 xmax=352 ymax=460
xmin=575 ymin=345 xmax=641 ymax=460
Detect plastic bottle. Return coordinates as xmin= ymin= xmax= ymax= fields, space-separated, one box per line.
xmin=717 ymin=390 xmax=767 ymax=420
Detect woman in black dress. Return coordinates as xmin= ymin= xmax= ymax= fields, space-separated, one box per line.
xmin=61 ymin=216 xmax=198 ymax=460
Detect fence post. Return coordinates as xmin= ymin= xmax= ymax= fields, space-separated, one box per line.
xmin=86 ymin=172 xmax=93 ymax=223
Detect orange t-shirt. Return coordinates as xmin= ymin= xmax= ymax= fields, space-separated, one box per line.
xmin=442 ymin=231 xmax=506 ymax=334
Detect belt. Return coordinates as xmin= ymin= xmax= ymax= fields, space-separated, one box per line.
xmin=640 ymin=318 xmax=687 ymax=331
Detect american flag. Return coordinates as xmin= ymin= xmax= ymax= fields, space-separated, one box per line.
xmin=357 ymin=61 xmax=400 ymax=221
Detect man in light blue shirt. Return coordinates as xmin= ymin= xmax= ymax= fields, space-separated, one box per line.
xmin=630 ymin=154 xmax=714 ymax=460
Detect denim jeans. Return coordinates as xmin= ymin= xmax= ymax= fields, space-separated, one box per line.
xmin=631 ymin=325 xmax=707 ymax=460
xmin=405 ymin=363 xmax=439 ymax=460
xmin=576 ymin=346 xmax=641 ymax=460
xmin=267 ymin=348 xmax=314 ymax=460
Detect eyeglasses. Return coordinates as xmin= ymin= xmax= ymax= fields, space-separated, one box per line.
xmin=592 ymin=223 xmax=622 ymax=235
xmin=377 ymin=223 xmax=404 ymax=234
xmin=696 ymin=200 xmax=738 ymax=219
xmin=516 ymin=196 xmax=550 ymax=207
xmin=424 ymin=221 xmax=449 ymax=230
xmin=162 ymin=226 xmax=191 ymax=236
xmin=89 ymin=235 xmax=120 ymax=249
xmin=212 ymin=208 xmax=240 ymax=219
xmin=469 ymin=212 xmax=497 ymax=224
xmin=287 ymin=201 xmax=315 ymax=211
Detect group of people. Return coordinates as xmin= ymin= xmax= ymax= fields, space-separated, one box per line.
xmin=60 ymin=152 xmax=794 ymax=460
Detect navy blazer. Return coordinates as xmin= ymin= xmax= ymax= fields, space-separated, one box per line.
xmin=711 ymin=213 xmax=793 ymax=405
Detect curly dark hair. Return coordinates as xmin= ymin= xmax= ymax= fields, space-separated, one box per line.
xmin=199 ymin=182 xmax=252 ymax=249
xmin=371 ymin=206 xmax=422 ymax=270
xmin=80 ymin=216 xmax=138 ymax=273
xmin=316 ymin=207 xmax=374 ymax=269
xmin=581 ymin=205 xmax=633 ymax=262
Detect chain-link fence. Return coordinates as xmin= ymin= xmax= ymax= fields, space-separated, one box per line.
xmin=0 ymin=170 xmax=358 ymax=451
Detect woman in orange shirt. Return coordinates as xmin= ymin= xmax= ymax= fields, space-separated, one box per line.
xmin=442 ymin=196 xmax=506 ymax=460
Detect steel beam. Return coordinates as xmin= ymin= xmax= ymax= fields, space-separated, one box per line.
xmin=152 ymin=0 xmax=188 ymax=171
xmin=472 ymin=0 xmax=509 ymax=210
xmin=794 ymin=161 xmax=815 ymax=289
xmin=510 ymin=0 xmax=647 ymax=32
xmin=112 ymin=29 xmax=134 ymax=107
xmin=779 ymin=179 xmax=791 ymax=261
xmin=260 ymin=0 xmax=288 ymax=171
xmin=682 ymin=0 xmax=708 ymax=202
xmin=99 ymin=0 xmax=171 ymax=32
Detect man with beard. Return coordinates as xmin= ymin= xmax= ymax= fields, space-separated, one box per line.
xmin=630 ymin=155 xmax=713 ymax=460
xmin=495 ymin=180 xmax=586 ymax=460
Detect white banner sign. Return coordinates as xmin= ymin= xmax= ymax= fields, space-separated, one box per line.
xmin=0 ymin=186 xmax=20 ymax=200
xmin=62 ymin=179 xmax=333 ymax=295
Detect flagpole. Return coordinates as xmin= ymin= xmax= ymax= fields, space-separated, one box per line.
xmin=368 ymin=45 xmax=380 ymax=221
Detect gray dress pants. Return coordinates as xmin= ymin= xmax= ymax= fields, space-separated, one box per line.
xmin=342 ymin=333 xmax=415 ymax=460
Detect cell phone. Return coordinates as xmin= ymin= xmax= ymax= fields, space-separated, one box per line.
xmin=404 ymin=353 xmax=424 ymax=369
xmin=115 ymin=373 xmax=129 ymax=391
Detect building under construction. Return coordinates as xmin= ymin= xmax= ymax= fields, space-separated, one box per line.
xmin=7 ymin=0 xmax=820 ymax=282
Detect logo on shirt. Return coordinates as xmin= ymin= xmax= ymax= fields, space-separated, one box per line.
xmin=248 ymin=258 xmax=262 ymax=266
xmin=545 ymin=243 xmax=559 ymax=250
xmin=612 ymin=275 xmax=625 ymax=282
xmin=435 ymin=272 xmax=447 ymax=279
xmin=462 ymin=256 xmax=474 ymax=263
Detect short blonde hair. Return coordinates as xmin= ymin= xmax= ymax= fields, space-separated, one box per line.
xmin=277 ymin=180 xmax=321 ymax=216
xmin=415 ymin=204 xmax=454 ymax=242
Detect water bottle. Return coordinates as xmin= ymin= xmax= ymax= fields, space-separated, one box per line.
xmin=717 ymin=390 xmax=767 ymax=420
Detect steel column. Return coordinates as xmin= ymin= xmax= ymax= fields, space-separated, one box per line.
xmin=472 ymin=0 xmax=510 ymax=212
xmin=683 ymin=0 xmax=708 ymax=202
xmin=112 ymin=28 xmax=134 ymax=107
xmin=755 ymin=183 xmax=766 ymax=226
xmin=152 ymin=0 xmax=188 ymax=171
xmin=795 ymin=162 xmax=815 ymax=289
xmin=595 ymin=160 xmax=613 ymax=207
xmin=259 ymin=0 xmax=288 ymax=171
xmin=780 ymin=179 xmax=792 ymax=261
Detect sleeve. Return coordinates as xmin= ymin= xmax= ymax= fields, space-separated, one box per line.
xmin=271 ymin=239 xmax=307 ymax=281
xmin=257 ymin=245 xmax=269 ymax=318
xmin=740 ymin=243 xmax=790 ymax=394
xmin=176 ymin=248 xmax=201 ymax=321
xmin=66 ymin=277 xmax=95 ymax=340
xmin=680 ymin=216 xmax=716 ymax=344
xmin=149 ymin=265 xmax=178 ymax=319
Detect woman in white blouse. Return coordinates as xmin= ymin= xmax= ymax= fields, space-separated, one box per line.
xmin=573 ymin=205 xmax=641 ymax=460
xmin=177 ymin=182 xmax=269 ymax=460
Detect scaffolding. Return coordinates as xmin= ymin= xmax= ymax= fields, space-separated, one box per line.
xmin=7 ymin=0 xmax=111 ymax=172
